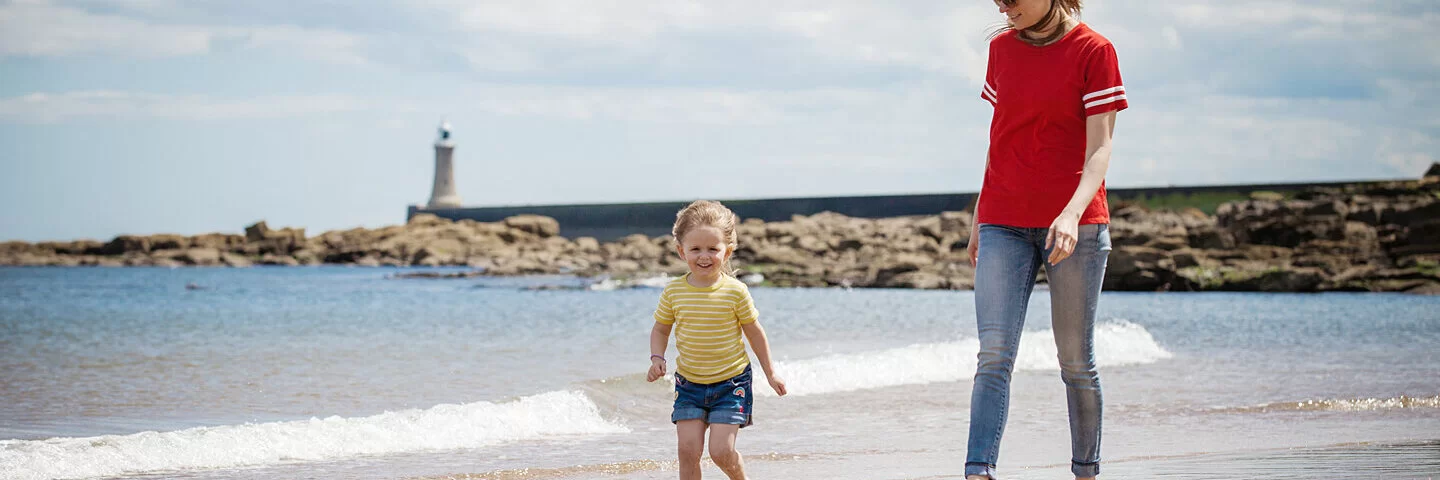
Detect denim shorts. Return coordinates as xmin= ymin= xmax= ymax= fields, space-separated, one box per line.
xmin=672 ymin=365 xmax=754 ymax=427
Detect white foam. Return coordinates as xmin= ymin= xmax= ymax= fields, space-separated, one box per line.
xmin=0 ymin=391 xmax=627 ymax=480
xmin=766 ymin=321 xmax=1172 ymax=397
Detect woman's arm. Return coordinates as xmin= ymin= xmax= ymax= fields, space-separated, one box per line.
xmin=968 ymin=151 xmax=990 ymax=268
xmin=1047 ymin=111 xmax=1117 ymax=264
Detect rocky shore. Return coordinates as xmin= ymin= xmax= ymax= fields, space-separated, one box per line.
xmin=4 ymin=177 xmax=1438 ymax=294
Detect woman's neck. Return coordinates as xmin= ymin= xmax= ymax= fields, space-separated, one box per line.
xmin=1020 ymin=14 xmax=1076 ymax=46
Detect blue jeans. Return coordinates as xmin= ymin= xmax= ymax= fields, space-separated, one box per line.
xmin=672 ymin=365 xmax=754 ymax=427
xmin=965 ymin=223 xmax=1111 ymax=479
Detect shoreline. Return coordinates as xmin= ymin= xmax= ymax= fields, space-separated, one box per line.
xmin=4 ymin=178 xmax=1437 ymax=294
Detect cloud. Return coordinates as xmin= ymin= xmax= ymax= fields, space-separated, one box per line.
xmin=0 ymin=0 xmax=211 ymax=56
xmin=0 ymin=0 xmax=368 ymax=64
xmin=1378 ymin=130 xmax=1439 ymax=177
xmin=0 ymin=91 xmax=366 ymax=123
xmin=3 ymin=0 xmax=1437 ymax=188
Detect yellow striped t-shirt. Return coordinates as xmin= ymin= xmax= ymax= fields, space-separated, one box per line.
xmin=653 ymin=274 xmax=758 ymax=384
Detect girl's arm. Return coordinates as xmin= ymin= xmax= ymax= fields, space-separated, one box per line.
xmin=647 ymin=322 xmax=672 ymax=382
xmin=1047 ymin=110 xmax=1118 ymax=264
xmin=741 ymin=321 xmax=787 ymax=396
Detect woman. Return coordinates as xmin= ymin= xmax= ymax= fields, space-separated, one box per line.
xmin=964 ymin=0 xmax=1126 ymax=479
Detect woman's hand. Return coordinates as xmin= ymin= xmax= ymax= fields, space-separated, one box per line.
xmin=1046 ymin=211 xmax=1081 ymax=265
xmin=967 ymin=223 xmax=981 ymax=268
xmin=646 ymin=357 xmax=666 ymax=382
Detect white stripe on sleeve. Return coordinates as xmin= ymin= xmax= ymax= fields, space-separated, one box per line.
xmin=1084 ymin=94 xmax=1127 ymax=110
xmin=1082 ymin=86 xmax=1124 ymax=101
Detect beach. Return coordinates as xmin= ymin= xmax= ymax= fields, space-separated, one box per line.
xmin=2 ymin=267 xmax=1437 ymax=479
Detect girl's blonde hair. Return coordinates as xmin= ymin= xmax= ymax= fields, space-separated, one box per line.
xmin=672 ymin=200 xmax=740 ymax=275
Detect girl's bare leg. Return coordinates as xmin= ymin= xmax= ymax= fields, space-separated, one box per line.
xmin=676 ymin=420 xmax=707 ymax=480
xmin=707 ymin=424 xmax=746 ymax=480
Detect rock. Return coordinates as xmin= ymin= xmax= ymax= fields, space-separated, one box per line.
xmin=221 ymin=253 xmax=253 ymax=267
xmin=291 ymin=249 xmax=321 ymax=265
xmin=574 ymin=237 xmax=601 ymax=253
xmin=100 ymin=235 xmax=151 ymax=255
xmin=245 ymin=221 xmax=272 ymax=242
xmin=1105 ymin=246 xmax=1174 ymax=290
xmin=940 ymin=211 xmax=972 ymax=234
xmin=38 ymin=240 xmax=103 ymax=255
xmin=752 ymin=245 xmax=813 ymax=267
xmin=1304 ymin=200 xmax=1349 ymax=219
xmin=1187 ymin=226 xmax=1234 ymax=250
xmin=830 ymin=238 xmax=865 ymax=252
xmin=1171 ymin=249 xmax=1205 ymax=269
xmin=175 ymin=248 xmax=222 ymax=266
xmin=259 ymin=254 xmax=299 ymax=266
xmin=504 ymin=215 xmax=560 ymax=238
xmin=871 ymin=254 xmax=933 ymax=286
xmin=605 ymin=259 xmax=642 ymax=274
xmin=407 ymin=213 xmax=449 ymax=227
xmin=1145 ymin=238 xmax=1189 ymax=251
xmin=190 ymin=233 xmax=245 ymax=251
xmin=411 ymin=238 xmax=467 ymax=265
xmin=793 ymin=235 xmax=829 ymax=254
xmin=1197 ymin=266 xmax=1327 ymax=292
xmin=880 ymin=271 xmax=947 ymax=289
xmin=149 ymin=234 xmax=189 ymax=250
xmin=392 ymin=270 xmax=484 ymax=279
xmin=914 ymin=216 xmax=943 ymax=241
xmin=1408 ymin=281 xmax=1440 ymax=295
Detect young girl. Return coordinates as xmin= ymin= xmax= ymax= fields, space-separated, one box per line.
xmin=965 ymin=1 xmax=1125 ymax=479
xmin=645 ymin=200 xmax=787 ymax=480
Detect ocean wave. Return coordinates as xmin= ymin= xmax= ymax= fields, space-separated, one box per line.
xmin=1212 ymin=395 xmax=1440 ymax=414
xmin=0 ymin=391 xmax=627 ymax=480
xmin=765 ymin=320 xmax=1173 ymax=397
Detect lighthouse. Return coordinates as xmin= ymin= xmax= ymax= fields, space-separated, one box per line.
xmin=427 ymin=120 xmax=463 ymax=209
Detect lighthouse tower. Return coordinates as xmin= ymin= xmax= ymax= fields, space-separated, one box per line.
xmin=427 ymin=120 xmax=463 ymax=209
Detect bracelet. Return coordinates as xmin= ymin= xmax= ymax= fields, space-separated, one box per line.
xmin=650 ymin=354 xmax=666 ymax=362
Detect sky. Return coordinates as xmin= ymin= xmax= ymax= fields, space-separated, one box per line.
xmin=1 ymin=0 xmax=1437 ymax=242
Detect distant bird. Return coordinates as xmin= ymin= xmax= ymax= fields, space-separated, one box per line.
xmin=185 ymin=283 xmax=205 ymax=291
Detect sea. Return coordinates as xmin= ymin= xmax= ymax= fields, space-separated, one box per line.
xmin=1 ymin=266 xmax=1437 ymax=479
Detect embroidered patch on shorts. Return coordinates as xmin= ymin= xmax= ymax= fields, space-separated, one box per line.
xmin=733 ymin=387 xmax=745 ymax=398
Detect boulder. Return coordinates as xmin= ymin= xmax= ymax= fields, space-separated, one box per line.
xmin=503 ymin=215 xmax=560 ymax=238
xmin=175 ymin=248 xmax=222 ymax=266
xmin=149 ymin=234 xmax=189 ymax=251
xmin=407 ymin=213 xmax=450 ymax=227
xmin=100 ymin=235 xmax=151 ymax=255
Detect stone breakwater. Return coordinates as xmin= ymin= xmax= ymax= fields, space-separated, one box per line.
xmin=3 ymin=178 xmax=1438 ymax=294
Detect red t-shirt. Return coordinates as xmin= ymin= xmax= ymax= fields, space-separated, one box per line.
xmin=978 ymin=23 xmax=1127 ymax=228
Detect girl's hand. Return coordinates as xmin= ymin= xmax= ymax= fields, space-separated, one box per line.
xmin=1046 ymin=211 xmax=1081 ymax=265
xmin=767 ymin=374 xmax=788 ymax=396
xmin=646 ymin=358 xmax=666 ymax=382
